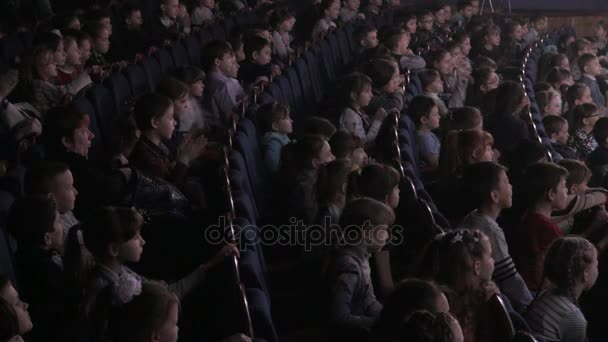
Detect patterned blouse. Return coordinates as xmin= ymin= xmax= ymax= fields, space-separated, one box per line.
xmin=568 ymin=128 xmax=597 ymax=159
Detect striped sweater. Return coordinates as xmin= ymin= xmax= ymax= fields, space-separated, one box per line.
xmin=525 ymin=289 xmax=587 ymax=342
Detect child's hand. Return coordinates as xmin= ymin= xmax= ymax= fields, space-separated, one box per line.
xmin=7 ymin=335 xmax=24 ymax=342
xmin=374 ymin=108 xmax=387 ymax=121
xmin=177 ymin=134 xmax=208 ymax=165
xmin=271 ymin=64 xmax=281 ymax=77
xmin=206 ymin=243 xmax=241 ymax=269
xmin=220 ymin=334 xmax=251 ymax=342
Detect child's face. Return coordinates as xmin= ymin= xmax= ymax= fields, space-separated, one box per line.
xmin=36 ymin=52 xmax=57 ymax=79
xmin=253 ymin=45 xmax=272 ymax=65
xmin=313 ymin=141 xmax=335 ymax=168
xmin=545 ymin=96 xmax=563 ymax=116
xmin=94 ymin=28 xmax=111 ymax=55
xmin=487 ymin=32 xmax=501 ymax=47
xmin=427 ymin=76 xmax=444 ymax=93
xmin=462 ymin=5 xmax=474 ymax=18
xmin=382 ymin=64 xmax=401 ymax=94
xmin=354 ymin=83 xmax=373 ymax=107
xmin=419 ymin=15 xmax=433 ymax=31
xmin=362 ymin=31 xmax=378 ymax=48
xmin=521 ymin=23 xmax=529 ymax=36
xmin=100 ymin=17 xmax=113 ymax=35
xmin=66 ymin=117 xmax=95 ymax=157
xmin=570 ymin=179 xmax=589 ymax=195
xmin=395 ymin=33 xmax=411 ymax=55
xmin=119 ymin=231 xmax=145 ymax=263
xmin=79 ymin=39 xmax=92 ymax=65
xmin=510 ymin=24 xmax=523 ymax=41
xmin=162 ymin=0 xmax=180 ymax=19
xmin=493 ymin=170 xmax=513 ymax=209
xmin=550 ymin=176 xmax=569 ymax=210
xmin=65 ymin=40 xmax=82 ymax=67
xmin=476 ymin=235 xmax=495 ymax=281
xmin=585 ymin=57 xmax=602 ymax=76
xmin=459 ymin=37 xmax=472 ymax=56
xmin=387 ymin=185 xmax=400 ymax=208
xmin=54 ymin=40 xmax=67 ymax=67
xmin=442 ymin=5 xmax=451 ymax=19
xmin=51 ymin=170 xmax=78 ymax=213
xmin=280 ymin=17 xmax=296 ymax=32
xmin=470 ymin=0 xmax=480 ymax=14
xmin=153 ymin=106 xmax=176 ymax=140
xmin=47 ymin=211 xmax=64 ymax=251
xmin=535 ymin=17 xmax=548 ymax=32
xmin=423 ymin=105 xmax=441 ymax=130
xmin=216 ymin=53 xmax=239 ymax=78
xmin=344 ymin=0 xmax=360 ymax=11
xmin=127 ymin=10 xmax=143 ymax=30
xmin=435 ymin=53 xmax=453 ymax=75
xmin=366 ymin=224 xmax=389 ymax=252
xmin=190 ymin=80 xmax=204 ymax=97
xmin=234 ymin=43 xmax=246 ymax=63
xmin=553 ymin=122 xmax=569 ymax=145
xmin=434 ymin=9 xmax=446 ymax=25
xmin=405 ymin=18 xmax=417 ymax=34
xmin=351 ymin=147 xmax=368 ymax=170
xmin=273 ymin=115 xmax=293 ymax=134
xmin=450 ymin=47 xmax=464 ymax=67
xmin=157 ymin=301 xmax=179 ymax=342
xmin=326 ymin=0 xmax=341 ymax=20
xmin=577 ymin=86 xmax=594 ymax=105
xmin=202 ymin=0 xmax=215 ymax=8
xmin=559 ymin=56 xmax=570 ymax=71
xmin=0 ymin=283 xmax=33 ymax=335
xmin=68 ymin=17 xmax=81 ymax=31
xmin=173 ymin=95 xmax=189 ymax=116
xmin=474 ymin=144 xmax=494 ymax=163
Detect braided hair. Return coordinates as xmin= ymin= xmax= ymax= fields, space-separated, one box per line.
xmin=542 ymin=236 xmax=596 ymax=304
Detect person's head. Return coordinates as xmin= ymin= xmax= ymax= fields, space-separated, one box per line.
xmin=543 ymin=236 xmax=598 ymax=301
xmin=85 ymin=9 xmax=113 ymax=34
xmin=297 ymin=116 xmax=337 ymax=140
xmin=341 ymin=72 xmax=373 ymax=108
xmin=397 ymin=311 xmax=462 ymax=342
xmin=157 ymin=76 xmax=190 ymax=116
xmin=123 ymin=4 xmax=144 ymax=31
xmin=7 ymin=195 xmax=63 ymax=251
xmin=380 ymin=27 xmax=410 ymax=56
xmin=558 ymin=159 xmax=592 ymax=194
xmin=25 ymin=162 xmax=77 ymax=214
xmin=269 ymin=7 xmax=296 ymax=32
xmin=329 ymin=131 xmax=367 ymax=170
xmin=504 ymin=21 xmax=523 ymax=42
xmin=409 ymin=95 xmax=440 ymax=131
xmin=579 ymin=53 xmax=602 ymax=77
xmin=558 ymin=33 xmax=576 ymax=54
xmin=457 ymin=0 xmax=474 ymax=19
xmin=365 ymin=58 xmax=401 ymax=93
xmin=62 ymin=32 xmax=82 ymax=67
xmin=201 ymin=0 xmax=215 ymax=9
xmin=339 ymin=197 xmax=395 ymax=252
xmin=76 ymin=31 xmax=93 ymax=65
xmin=573 ymin=38 xmax=594 ymax=57
xmin=172 ymin=66 xmax=205 ymax=98
xmin=419 ymin=69 xmax=444 ymax=94
xmin=58 ymin=13 xmax=81 ymax=31
xmin=32 ymin=47 xmax=58 ymax=81
xmin=566 ymin=83 xmax=593 ymax=109
xmin=549 ymin=53 xmax=571 ymax=72
xmin=470 ymin=0 xmax=480 ymax=14
xmin=110 ymin=281 xmax=179 ymax=342
xmin=420 ymin=229 xmax=494 ymax=292
xmin=318 ymin=158 xmax=353 ymax=207
xmin=87 ymin=22 xmax=111 ymax=55
xmin=445 ymin=42 xmax=463 ymax=68
xmin=321 ymin=0 xmax=341 ymax=20
xmin=244 ymin=36 xmax=272 ymax=66
xmin=258 ymin=102 xmax=292 ymax=134
xmin=473 ymin=55 xmax=497 ymax=72
xmin=453 ymin=31 xmax=471 ymax=56
xmin=484 ymin=24 xmax=501 ymax=47
xmin=494 ymin=80 xmax=526 ymax=117
xmin=418 ymin=11 xmax=434 ymax=31
xmin=593 ymin=117 xmax=608 ymax=148
xmin=543 ymin=115 xmax=569 ymax=145
xmin=43 ymin=106 xmax=95 ymax=157
xmin=531 ymin=15 xmax=548 ymax=32
xmin=83 ymin=206 xmax=145 ymax=264
xmin=229 ymin=33 xmax=245 ymax=63
xmin=450 ymin=107 xmax=483 ymax=131
xmin=573 ymin=102 xmax=601 ymax=130
xmin=352 ymin=163 xmax=400 ymax=208
xmin=537 ymin=89 xmax=563 ymax=117
xmin=353 ymin=24 xmax=378 ymax=49
xmin=433 ymin=6 xmax=447 ymax=26
xmin=376 ymin=279 xmax=450 ymax=341
xmin=134 ymin=93 xmax=175 ymax=140
xmin=0 ymin=276 xmax=32 ymax=339
xmin=201 ymin=40 xmax=238 ymax=77
xmin=546 ymin=67 xmax=573 ymax=90
xmin=161 ymin=0 xmax=180 ymax=19
xmin=462 ymin=161 xmax=511 ymax=211
xmin=401 ymin=14 xmax=417 ymax=34
xmin=595 ymin=21 xmax=607 ymax=40
xmin=523 ymin=162 xmax=569 ymax=210
xmin=427 ymin=49 xmax=453 ymax=76
xmin=34 ymin=32 xmax=66 ymax=68
xmin=471 ymin=67 xmax=499 ymax=95
xmin=294 ymin=134 xmax=335 ymax=168
xmin=441 ymin=129 xmax=494 ymax=175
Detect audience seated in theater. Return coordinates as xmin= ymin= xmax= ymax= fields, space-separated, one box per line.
xmin=568 ymin=103 xmax=601 ymax=159
xmin=328 ymin=130 xmax=368 ymax=171
xmin=543 ymin=115 xmax=578 ymax=161
xmin=312 ymin=0 xmax=340 ymax=43
xmin=0 ymin=275 xmax=33 ymax=341
xmin=259 ymin=102 xmax=293 ymax=175
xmin=410 ymin=95 xmax=441 ymax=173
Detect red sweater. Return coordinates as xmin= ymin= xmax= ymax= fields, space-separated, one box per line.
xmin=515 ymin=212 xmax=562 ymax=291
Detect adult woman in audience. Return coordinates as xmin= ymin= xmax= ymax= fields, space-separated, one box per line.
xmin=0 ymin=275 xmax=33 ymax=342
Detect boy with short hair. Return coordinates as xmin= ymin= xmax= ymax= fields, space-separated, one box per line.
xmin=85 ymin=23 xmax=112 ymax=68
xmin=419 ymin=68 xmax=448 ymax=117
xmin=113 ymin=4 xmax=148 ymax=60
xmin=410 ymin=95 xmax=441 ymax=171
xmin=450 ymin=0 xmax=474 ymax=30
xmin=542 ymin=115 xmax=578 ymax=161
xmin=148 ymin=0 xmax=187 ymax=47
xmin=353 ymin=24 xmax=378 ymax=53
xmin=459 ymin=161 xmax=532 ymax=313
xmin=260 ymin=102 xmax=293 ymax=174
xmin=523 ymin=15 xmax=548 ymax=46
xmin=201 ymin=40 xmax=245 ymax=129
xmin=380 ymin=27 xmax=426 ymax=72
xmin=514 ymin=162 xmax=569 ymax=291
xmin=328 ymin=197 xmax=394 ymax=334
xmin=578 ymin=53 xmax=606 ymax=107
xmin=237 ymin=36 xmax=280 ymax=87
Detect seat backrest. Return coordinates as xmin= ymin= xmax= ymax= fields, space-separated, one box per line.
xmin=304 ymin=51 xmax=323 ymax=103
xmin=277 ymin=76 xmax=295 ymax=113
xmin=105 ymin=73 xmax=132 ymax=115
xmin=294 ymin=58 xmax=315 ymax=112
xmin=154 ymin=48 xmax=174 ymax=73
xmin=169 ymin=41 xmax=189 ymax=68
xmin=245 ymin=288 xmax=278 ymax=342
xmin=267 ymin=82 xmax=285 ymax=105
xmin=487 ymin=294 xmax=516 ymax=342
xmin=124 ymin=63 xmax=151 ymax=99
xmin=287 ymin=68 xmax=305 ymax=120
xmin=88 ymin=84 xmax=116 ymax=144
xmin=141 ymin=55 xmax=162 ymax=91
xmin=316 ymin=41 xmax=336 ymax=82
xmin=183 ymin=35 xmax=203 ymax=65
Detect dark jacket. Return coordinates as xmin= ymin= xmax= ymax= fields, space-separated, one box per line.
xmin=238 ymin=60 xmax=274 ymax=87
xmin=130 ymin=136 xmax=189 ymax=187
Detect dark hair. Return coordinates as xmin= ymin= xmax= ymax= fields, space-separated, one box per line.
xmin=578 ymin=53 xmax=598 ymax=74
xmin=201 ymin=40 xmax=234 ymax=72
xmin=461 ymin=161 xmax=508 ymax=208
xmin=244 ymin=35 xmax=271 ymax=60
xmin=534 ymin=82 xmax=553 ymax=94
xmin=110 ymin=281 xmax=178 ymax=342
xmin=450 ymin=106 xmax=482 ymax=130
xmin=522 ymin=162 xmax=568 ymax=204
xmin=452 ymin=31 xmax=470 ymax=45
xmin=536 ymin=89 xmax=561 ymax=114
xmin=470 ymin=67 xmax=494 ymax=91
xmin=33 ymin=32 xmax=62 ymax=52
xmin=365 ymin=58 xmax=398 ymax=89
xmin=572 ymin=38 xmax=591 ymax=57
xmin=339 ymin=197 xmax=396 ymax=229
xmin=339 ymin=72 xmax=372 ymax=107
xmin=320 ymin=0 xmax=339 ymax=12
xmin=409 ymin=96 xmax=437 ymax=127
xmin=258 ymin=102 xmax=290 ymax=133
xmin=157 ymin=76 xmax=189 ymax=101
xmin=24 ymin=162 xmax=70 ymax=195
xmin=440 ymin=129 xmax=494 ymax=176
xmin=7 ymin=195 xmax=58 ymax=247
xmin=573 ymin=103 xmax=599 ymax=129
xmin=543 ymin=236 xmax=596 ymax=303
xmin=43 ymin=106 xmax=91 ymax=156
xmin=354 ymin=23 xmax=377 ymax=45
xmin=558 ymin=159 xmax=591 ymax=189
xmin=380 ymin=27 xmax=408 ymax=50
xmin=592 ymin=117 xmax=608 ymax=145
xmin=0 ymin=284 xmax=19 ymax=341
xmin=565 ymin=83 xmax=589 ymax=109
xmin=543 ymin=115 xmax=567 ymax=137
xmin=426 ymin=49 xmax=450 ymax=71
xmin=318 ymin=159 xmax=353 ymax=204
xmin=85 ymin=22 xmax=109 ymax=40
xmin=329 ymin=130 xmax=364 ymax=159
xmin=134 ymin=93 xmax=173 ymax=131
xmin=375 ymin=278 xmax=447 ymax=341
xmin=418 ymin=69 xmax=441 ymax=91
xmin=82 ymin=206 xmax=142 ymax=259
xmin=351 ymin=163 xmax=400 ymax=202
xmin=457 ymin=0 xmax=473 ymax=11
xmin=121 ymin=3 xmax=142 ymax=20
xmin=494 ymin=81 xmax=526 ymax=117
xmin=172 ymin=66 xmax=205 ymax=85
xmin=397 ymin=310 xmax=455 ymax=342
xmin=293 ymin=134 xmax=327 ymax=165
xmin=269 ymin=7 xmax=294 ymax=30
xmin=297 ymin=117 xmax=336 ymax=140
xmin=546 ymin=68 xmax=571 ymax=88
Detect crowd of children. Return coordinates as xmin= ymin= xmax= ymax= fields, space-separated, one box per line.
xmin=1 ymin=0 xmax=608 ymax=342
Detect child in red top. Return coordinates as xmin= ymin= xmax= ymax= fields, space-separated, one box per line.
xmin=56 ymin=33 xmax=82 ymax=86
xmin=515 ymin=162 xmax=569 ymax=291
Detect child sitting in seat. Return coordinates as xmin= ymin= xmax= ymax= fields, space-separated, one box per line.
xmin=56 ymin=33 xmax=82 ymax=86
xmin=260 ymin=102 xmax=293 ymax=175
xmin=312 ymin=0 xmax=340 ymax=43
xmin=339 ymin=0 xmax=364 ymax=24
xmin=329 ymin=131 xmax=368 ymax=171
xmin=190 ymin=0 xmax=216 ymax=28
xmin=173 ymin=66 xmax=209 ymax=132
xmin=578 ymin=53 xmax=606 ymax=107
xmin=114 ymin=4 xmax=149 ymax=61
xmin=419 ymin=69 xmax=448 ymax=117
xmin=365 ymin=58 xmax=405 ymax=116
xmin=568 ymin=103 xmax=601 ymax=159
xmin=0 ymin=275 xmax=33 ymax=341
xmin=238 ymin=36 xmax=280 ymax=87
xmin=475 ymin=24 xmax=502 ymax=65
xmin=380 ymin=27 xmax=426 ymax=73
xmin=449 ymin=106 xmax=483 ymax=131
xmin=148 ymin=0 xmax=188 ymax=47
xmin=410 ymin=96 xmax=441 ymax=172
xmin=543 ymin=115 xmax=577 ymax=161
xmin=270 ymin=8 xmax=297 ymax=61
